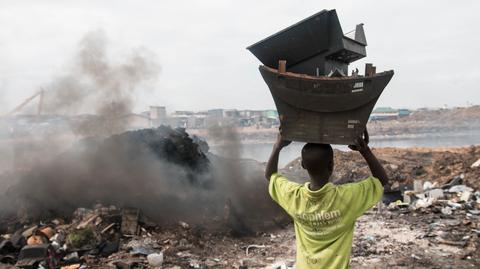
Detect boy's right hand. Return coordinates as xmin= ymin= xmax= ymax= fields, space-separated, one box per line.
xmin=275 ymin=133 xmax=292 ymax=149
xmin=348 ymin=130 xmax=370 ymax=152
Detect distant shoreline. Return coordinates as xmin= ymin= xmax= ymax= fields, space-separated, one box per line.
xmin=190 ymin=127 xmax=480 ymax=146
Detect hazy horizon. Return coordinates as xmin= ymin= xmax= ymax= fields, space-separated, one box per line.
xmin=3 ymin=103 xmax=476 ymax=117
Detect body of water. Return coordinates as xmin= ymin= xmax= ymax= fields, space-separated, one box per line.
xmin=210 ymin=130 xmax=480 ymax=167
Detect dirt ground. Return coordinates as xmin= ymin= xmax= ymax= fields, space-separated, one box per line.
xmin=76 ymin=205 xmax=479 ymax=268
xmin=141 ymin=145 xmax=480 ymax=268
xmin=1 ymin=143 xmax=480 ymax=268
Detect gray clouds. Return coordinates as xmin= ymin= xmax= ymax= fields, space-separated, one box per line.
xmin=0 ymin=0 xmax=479 ymax=113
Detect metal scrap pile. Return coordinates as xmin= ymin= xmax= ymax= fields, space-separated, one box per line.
xmin=0 ymin=204 xmax=184 ymax=269
xmin=0 ymin=202 xmax=286 ymax=269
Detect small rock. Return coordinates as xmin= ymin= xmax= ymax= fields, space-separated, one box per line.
xmin=441 ymin=207 xmax=452 ymax=215
xmin=147 ymin=253 xmax=164 ymax=267
xmin=179 ymin=221 xmax=190 ymax=229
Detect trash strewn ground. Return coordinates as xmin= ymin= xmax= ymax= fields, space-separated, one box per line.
xmin=1 ymin=198 xmax=479 ymax=268
xmin=1 ymin=127 xmax=480 ymax=268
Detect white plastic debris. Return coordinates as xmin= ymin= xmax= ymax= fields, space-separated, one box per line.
xmin=63 ymin=252 xmax=79 ymax=261
xmin=426 ymin=189 xmax=444 ymax=199
xmin=246 ymin=244 xmax=267 ymax=256
xmin=448 ymin=185 xmax=474 ymax=193
xmin=441 ymin=207 xmax=453 ymax=215
xmin=270 ymin=261 xmax=288 ymax=269
xmin=403 ymin=193 xmax=412 ymax=204
xmin=179 ymin=221 xmax=190 ymax=229
xmin=471 ymin=158 xmax=480 ymax=168
xmin=423 ymin=181 xmax=434 ymax=191
xmin=389 ymin=164 xmax=399 ymax=170
xmin=414 ymin=192 xmax=426 ymax=199
xmin=468 ymin=209 xmax=480 ymax=215
xmin=412 ymin=197 xmax=436 ymax=210
xmin=364 ymin=235 xmax=376 ymax=242
xmin=147 ymin=253 xmax=164 ymax=267
xmin=460 ymin=191 xmax=472 ymax=202
xmin=414 ymin=180 xmax=423 ymax=192
xmin=475 ymin=191 xmax=480 ymax=201
xmin=189 ymin=260 xmax=201 ymax=268
xmin=447 ymin=201 xmax=462 ymax=209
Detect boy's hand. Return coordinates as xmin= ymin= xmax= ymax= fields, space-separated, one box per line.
xmin=350 ymin=129 xmax=389 ymax=186
xmin=348 ymin=130 xmax=369 ymax=152
xmin=265 ymin=131 xmax=291 ymax=181
xmin=275 ymin=133 xmax=292 ymax=149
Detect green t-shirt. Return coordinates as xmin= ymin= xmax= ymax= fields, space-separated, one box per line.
xmin=269 ymin=173 xmax=383 ymax=269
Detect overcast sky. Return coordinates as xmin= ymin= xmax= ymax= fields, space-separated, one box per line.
xmin=1 ymin=0 xmax=479 ymax=114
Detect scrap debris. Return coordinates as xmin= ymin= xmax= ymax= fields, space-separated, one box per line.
xmin=349 ymin=173 xmax=480 ymax=267
xmin=1 ymin=128 xmax=479 ymax=268
xmin=281 ymin=146 xmax=480 ymax=268
xmin=1 ymin=204 xmax=187 ymax=268
xmin=1 ymin=146 xmax=478 ymax=268
xmin=0 ymin=126 xmax=288 ymax=268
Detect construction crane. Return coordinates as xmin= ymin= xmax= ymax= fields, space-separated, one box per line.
xmin=4 ymin=89 xmax=45 ymax=116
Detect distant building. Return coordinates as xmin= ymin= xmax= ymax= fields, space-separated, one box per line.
xmin=370 ymin=107 xmax=410 ymax=121
xmin=236 ymin=109 xmax=280 ymax=128
xmin=264 ymin=109 xmax=279 ymax=119
xmin=205 ymin=109 xmax=240 ymax=126
xmin=149 ymin=106 xmax=167 ymax=127
xmin=173 ymin=111 xmax=194 ymax=116
xmin=223 ymin=109 xmax=239 ymax=118
xmin=167 ymin=111 xmax=192 ymax=128
xmin=398 ymin=109 xmax=411 ymax=118
xmin=121 ymin=113 xmax=152 ymax=129
xmin=187 ymin=113 xmax=207 ymax=129
xmin=133 ymin=106 xmax=281 ymax=129
xmin=119 ymin=105 xmax=169 ymax=130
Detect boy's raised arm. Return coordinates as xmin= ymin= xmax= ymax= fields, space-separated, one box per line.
xmin=265 ymin=133 xmax=291 ymax=181
xmin=349 ymin=130 xmax=389 ymax=186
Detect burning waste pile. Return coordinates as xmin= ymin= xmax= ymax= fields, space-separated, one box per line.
xmin=0 ymin=31 xmax=286 ymax=268
xmin=0 ymin=126 xmax=286 ymax=268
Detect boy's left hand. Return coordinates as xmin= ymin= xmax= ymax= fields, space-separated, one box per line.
xmin=349 ymin=130 xmax=369 ymax=152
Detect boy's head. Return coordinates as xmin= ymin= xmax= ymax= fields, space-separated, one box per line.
xmin=301 ymin=143 xmax=334 ymax=179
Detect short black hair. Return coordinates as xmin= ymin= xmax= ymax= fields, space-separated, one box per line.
xmin=301 ymin=143 xmax=333 ymax=173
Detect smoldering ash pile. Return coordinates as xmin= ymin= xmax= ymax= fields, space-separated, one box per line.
xmin=0 ymin=30 xmax=285 ymax=235
xmin=0 ymin=125 xmax=284 ymax=232
xmin=0 ymin=30 xmax=287 ymax=269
